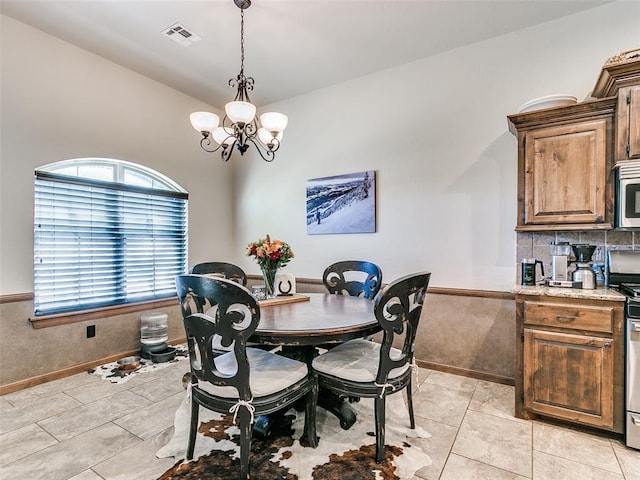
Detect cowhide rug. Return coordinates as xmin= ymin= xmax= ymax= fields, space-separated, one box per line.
xmin=88 ymin=345 xmax=188 ymax=384
xmin=156 ymin=390 xmax=432 ymax=480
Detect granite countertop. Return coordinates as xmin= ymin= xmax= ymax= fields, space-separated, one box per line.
xmin=513 ymin=284 xmax=626 ymax=302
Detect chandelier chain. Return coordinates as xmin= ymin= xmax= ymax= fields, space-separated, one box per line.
xmin=239 ymin=8 xmax=245 ymax=76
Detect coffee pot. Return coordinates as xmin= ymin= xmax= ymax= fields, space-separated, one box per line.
xmin=521 ymin=258 xmax=544 ymax=286
xmin=571 ymin=244 xmax=596 ymax=289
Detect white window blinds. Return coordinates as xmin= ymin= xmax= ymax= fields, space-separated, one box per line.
xmin=34 ymin=171 xmax=188 ymax=315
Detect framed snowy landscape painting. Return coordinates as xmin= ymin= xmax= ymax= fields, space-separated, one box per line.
xmin=306 ymin=170 xmax=376 ymax=235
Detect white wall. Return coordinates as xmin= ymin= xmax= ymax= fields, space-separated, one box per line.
xmin=2 ymin=3 xmax=639 ymax=296
xmin=233 ymin=1 xmax=640 ymax=291
xmin=0 ymin=15 xmax=234 ymax=295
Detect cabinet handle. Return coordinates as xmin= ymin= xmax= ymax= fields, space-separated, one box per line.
xmin=555 ymin=315 xmax=577 ymax=323
xmin=604 ymin=342 xmax=612 ymax=349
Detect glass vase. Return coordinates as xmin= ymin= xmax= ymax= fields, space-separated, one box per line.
xmin=260 ymin=266 xmax=278 ymax=298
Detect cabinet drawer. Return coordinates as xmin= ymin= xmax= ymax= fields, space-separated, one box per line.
xmin=524 ymin=301 xmax=613 ymax=333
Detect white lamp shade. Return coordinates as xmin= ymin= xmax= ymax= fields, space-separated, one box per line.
xmin=225 ymin=101 xmax=256 ymax=124
xmin=212 ymin=127 xmax=236 ymax=146
xmin=258 ymin=128 xmax=283 ymax=146
xmin=190 ymin=111 xmax=219 ymax=133
xmin=260 ymin=112 xmax=288 ymax=132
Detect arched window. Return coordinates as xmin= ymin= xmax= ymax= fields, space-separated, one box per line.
xmin=34 ymin=158 xmax=188 ymax=315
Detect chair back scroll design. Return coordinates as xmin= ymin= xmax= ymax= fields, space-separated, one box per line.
xmin=374 ymin=272 xmax=430 ymax=388
xmin=189 ymin=261 xmax=248 ymax=286
xmin=176 ymin=274 xmax=259 ymax=401
xmin=322 ymin=260 xmax=382 ymax=299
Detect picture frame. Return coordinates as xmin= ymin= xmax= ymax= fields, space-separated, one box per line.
xmin=306 ymin=170 xmax=376 ymax=235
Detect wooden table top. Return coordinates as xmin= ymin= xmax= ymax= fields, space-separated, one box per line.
xmin=252 ymin=293 xmax=380 ymax=346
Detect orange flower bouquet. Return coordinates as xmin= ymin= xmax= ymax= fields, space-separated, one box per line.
xmin=246 ymin=234 xmax=294 ymax=297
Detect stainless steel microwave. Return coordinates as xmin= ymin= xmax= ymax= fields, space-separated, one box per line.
xmin=617 ymin=160 xmax=640 ymax=229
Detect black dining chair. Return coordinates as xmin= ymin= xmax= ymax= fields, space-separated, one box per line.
xmin=321 ymin=260 xmax=383 ymax=406
xmin=189 ymin=261 xmax=248 ymax=286
xmin=312 ymin=272 xmax=431 ymax=463
xmin=175 ymin=274 xmax=318 ymax=479
xmin=322 ymin=260 xmax=383 ymax=299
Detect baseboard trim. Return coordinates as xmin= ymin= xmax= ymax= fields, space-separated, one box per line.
xmin=0 ymin=336 xmax=187 ymax=395
xmin=416 ymin=360 xmax=515 ymax=386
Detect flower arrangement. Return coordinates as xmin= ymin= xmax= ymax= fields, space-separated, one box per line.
xmin=246 ymin=234 xmax=294 ymax=297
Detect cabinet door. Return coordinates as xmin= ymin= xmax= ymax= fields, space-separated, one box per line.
xmin=523 ymin=120 xmax=607 ymax=225
xmin=523 ymin=328 xmax=614 ymax=428
xmin=617 ymin=85 xmax=640 ymax=160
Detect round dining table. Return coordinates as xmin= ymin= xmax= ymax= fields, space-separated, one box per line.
xmin=250 ymin=293 xmax=382 ymax=429
xmin=252 ymin=293 xmax=380 ymax=347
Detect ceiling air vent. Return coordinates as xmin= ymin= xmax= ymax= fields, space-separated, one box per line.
xmin=162 ymin=23 xmax=201 ymax=47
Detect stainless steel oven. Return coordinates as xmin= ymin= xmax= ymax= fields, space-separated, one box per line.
xmin=608 ymin=250 xmax=640 ymax=449
xmin=626 ymin=299 xmax=640 ymax=449
xmin=616 ymin=160 xmax=640 ymax=229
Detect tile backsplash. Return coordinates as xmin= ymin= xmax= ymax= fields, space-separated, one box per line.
xmin=516 ymin=230 xmax=638 ymax=284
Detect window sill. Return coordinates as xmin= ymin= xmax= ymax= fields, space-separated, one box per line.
xmin=29 ymin=297 xmax=178 ymax=329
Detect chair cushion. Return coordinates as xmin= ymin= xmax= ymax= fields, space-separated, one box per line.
xmin=312 ymin=339 xmax=409 ymax=382
xmin=196 ymin=347 xmax=309 ymax=398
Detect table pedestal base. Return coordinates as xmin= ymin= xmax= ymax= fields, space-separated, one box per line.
xmin=279 ymin=345 xmax=358 ymax=429
xmin=318 ymin=392 xmax=357 ymax=430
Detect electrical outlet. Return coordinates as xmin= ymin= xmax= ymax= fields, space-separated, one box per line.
xmin=86 ymin=325 xmax=96 ymax=338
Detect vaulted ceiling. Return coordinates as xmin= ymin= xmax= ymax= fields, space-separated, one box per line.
xmin=1 ymin=0 xmax=612 ymax=107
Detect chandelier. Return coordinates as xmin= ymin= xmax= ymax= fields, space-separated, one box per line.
xmin=189 ymin=0 xmax=288 ymax=163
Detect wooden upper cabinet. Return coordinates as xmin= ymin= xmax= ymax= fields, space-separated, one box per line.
xmin=616 ymin=85 xmax=640 ymax=161
xmin=524 ymin=119 xmax=607 ymax=225
xmin=508 ymin=99 xmax=616 ymax=231
xmin=591 ymin=49 xmax=640 ymax=162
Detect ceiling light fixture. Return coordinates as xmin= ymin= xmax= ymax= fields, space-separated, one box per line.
xmin=189 ymin=0 xmax=288 ymax=163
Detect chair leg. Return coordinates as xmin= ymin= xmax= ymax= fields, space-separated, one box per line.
xmin=303 ymin=381 xmax=319 ymax=448
xmin=407 ymin=378 xmax=416 ymax=429
xmin=186 ymin=398 xmax=199 ymax=460
xmin=374 ymin=395 xmax=386 ymax=463
xmin=237 ymin=406 xmax=253 ymax=480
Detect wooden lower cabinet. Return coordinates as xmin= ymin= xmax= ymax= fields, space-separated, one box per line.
xmin=524 ymin=329 xmax=614 ymax=428
xmin=515 ymin=294 xmax=624 ymax=433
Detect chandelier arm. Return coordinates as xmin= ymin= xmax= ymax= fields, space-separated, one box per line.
xmin=244 ymin=136 xmax=275 ymax=162
xmin=199 ymin=135 xmax=238 ymax=163
xmin=244 ymin=119 xmax=258 ymax=137
xmin=200 ymin=136 xmax=225 ymax=154
xmin=221 ymin=146 xmax=236 ymax=163
xmin=268 ymin=138 xmax=281 ymax=152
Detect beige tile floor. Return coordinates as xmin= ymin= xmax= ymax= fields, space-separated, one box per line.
xmin=0 ymin=360 xmax=638 ymax=480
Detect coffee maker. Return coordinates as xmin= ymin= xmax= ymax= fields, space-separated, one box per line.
xmin=571 ymin=244 xmax=597 ymax=290
xmin=547 ymin=241 xmax=582 ymax=287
